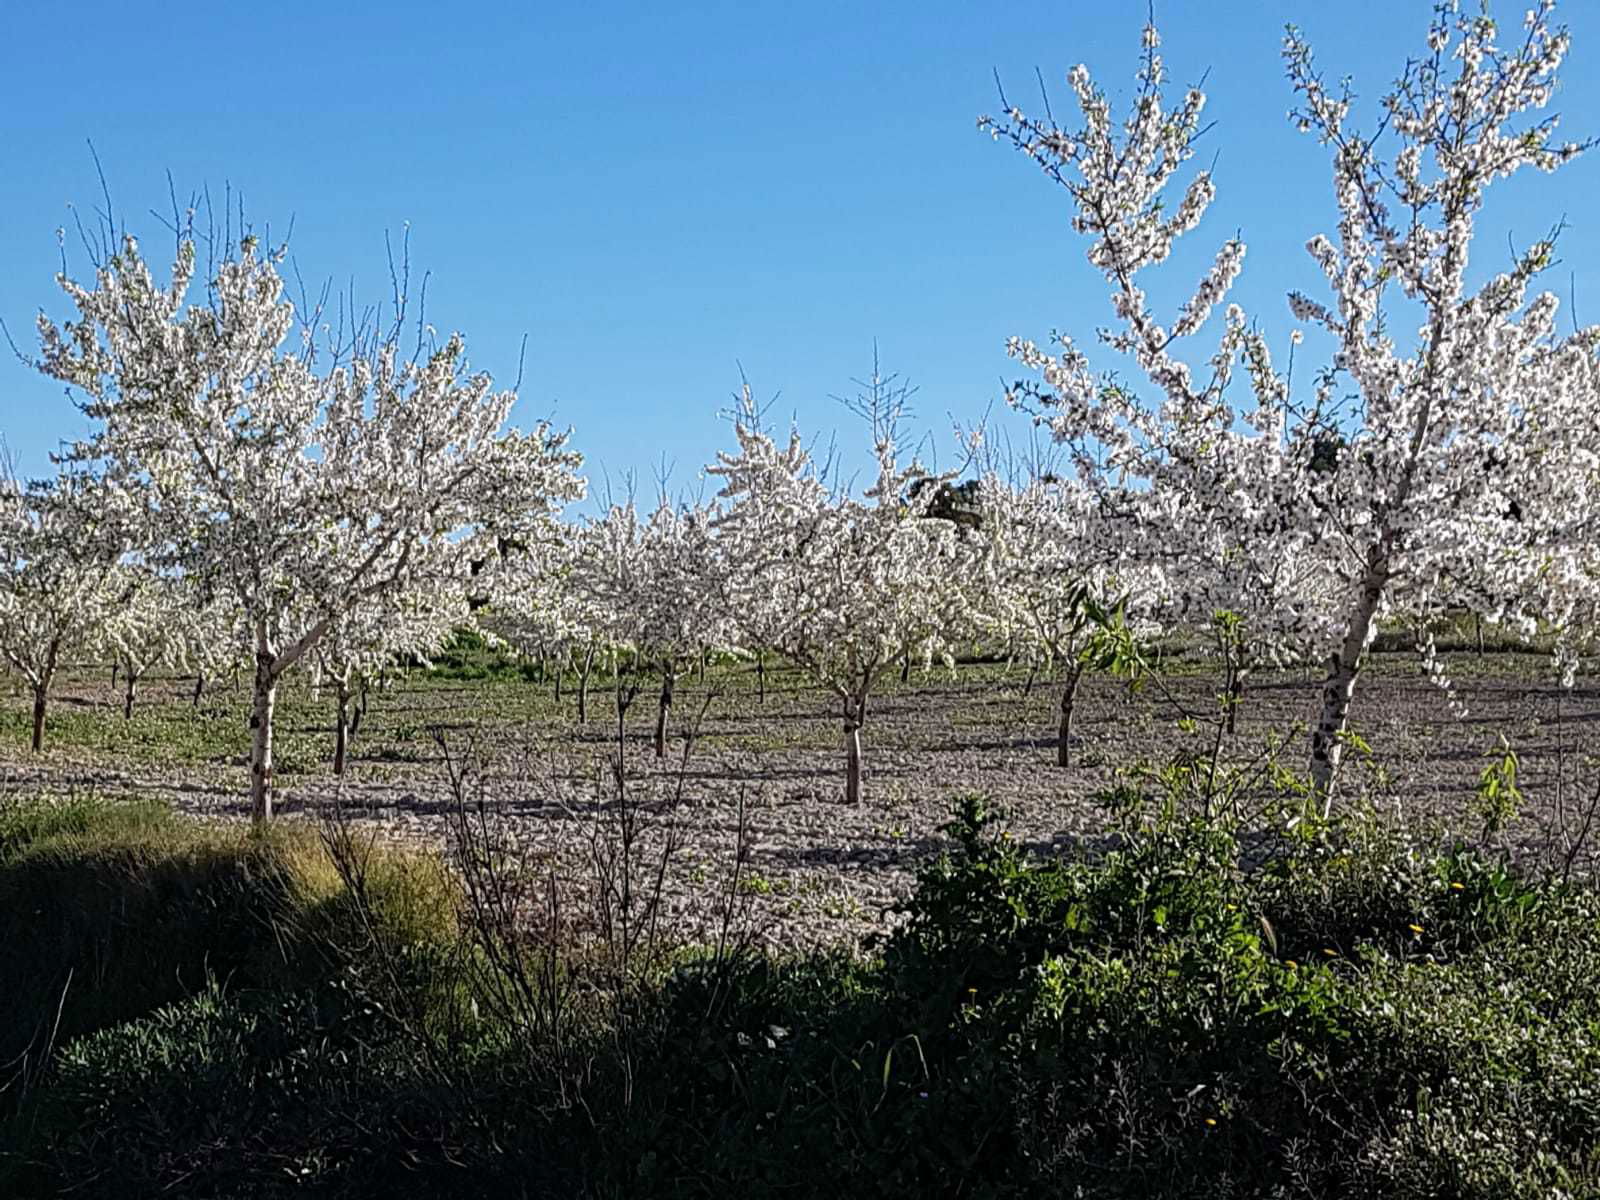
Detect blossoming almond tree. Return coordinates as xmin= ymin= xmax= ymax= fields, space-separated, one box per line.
xmin=984 ymin=1 xmax=1600 ymax=805
xmin=313 ymin=585 xmax=463 ymax=775
xmin=0 ymin=473 xmax=130 ymax=751
xmin=976 ymin=472 xmax=1165 ymax=764
xmin=37 ymin=232 xmax=585 ymax=821
xmin=571 ymin=498 xmax=732 ymax=757
xmin=103 ymin=567 xmax=209 ymax=720
xmin=478 ymin=517 xmax=630 ymax=722
xmin=710 ymin=405 xmax=980 ymax=804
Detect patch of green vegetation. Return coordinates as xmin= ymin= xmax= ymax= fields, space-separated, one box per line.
xmin=6 ymin=785 xmax=1599 ymax=1197
xmin=0 ymin=794 xmax=458 ymax=1186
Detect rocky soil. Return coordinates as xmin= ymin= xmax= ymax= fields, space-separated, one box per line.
xmin=4 ymin=651 xmax=1597 ymax=952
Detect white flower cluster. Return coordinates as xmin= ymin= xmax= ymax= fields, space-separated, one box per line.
xmin=984 ymin=0 xmax=1600 ymax=801
xmin=32 ymin=235 xmax=587 ymax=818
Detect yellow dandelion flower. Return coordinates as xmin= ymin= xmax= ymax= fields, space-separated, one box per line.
xmin=1450 ymin=882 xmax=1465 ymax=890
xmin=1408 ymin=924 xmax=1424 ymax=934
xmin=1321 ymin=948 xmax=1336 ymax=957
xmin=1204 ymin=1118 xmax=1217 ymax=1127
xmin=1284 ymin=960 xmax=1297 ymax=970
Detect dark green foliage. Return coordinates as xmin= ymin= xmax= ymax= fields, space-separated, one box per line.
xmin=6 ymin=793 xmax=1600 ymax=1198
xmin=907 ymin=476 xmax=984 ymax=531
xmin=422 ymin=625 xmax=539 ymax=681
xmin=0 ymin=797 xmax=311 ymax=1100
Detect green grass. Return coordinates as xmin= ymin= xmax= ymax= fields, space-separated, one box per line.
xmin=0 ymin=794 xmax=459 ymax=1186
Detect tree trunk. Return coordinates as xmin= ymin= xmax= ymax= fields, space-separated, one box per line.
xmin=756 ymin=652 xmax=766 ymax=703
xmin=900 ymin=652 xmax=911 ymax=684
xmin=122 ymin=670 xmax=138 ymax=720
xmin=554 ymin=667 xmax=562 ymax=703
xmin=333 ymin=674 xmax=353 ymax=776
xmin=1310 ymin=566 xmax=1386 ymax=813
xmin=1225 ymin=664 xmax=1248 ymax=736
xmin=110 ymin=662 xmax=119 ymax=687
xmin=1224 ymin=632 xmax=1249 ymax=737
xmin=1475 ymin=613 xmax=1485 ymax=657
xmin=1024 ymin=660 xmax=1040 ymax=699
xmin=577 ymin=642 xmax=596 ymax=724
xmin=843 ymin=693 xmax=865 ymax=804
xmin=653 ymin=668 xmax=675 ymax=758
xmin=30 ymin=638 xmax=60 ymax=753
xmin=30 ymin=685 xmax=47 ymax=753
xmin=1056 ymin=663 xmax=1084 ymax=768
xmin=192 ymin=671 xmax=205 ymax=708
xmin=249 ymin=650 xmax=278 ymax=824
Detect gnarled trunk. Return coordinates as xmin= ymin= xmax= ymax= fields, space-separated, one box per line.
xmin=756 ymin=652 xmax=766 ymax=703
xmin=29 ymin=686 xmax=47 ymax=753
xmin=1310 ymin=564 xmax=1387 ymax=813
xmin=29 ymin=638 xmax=61 ymax=754
xmin=1223 ymin=632 xmax=1249 ymax=737
xmin=249 ymin=648 xmax=278 ymax=825
xmin=1225 ymin=664 xmax=1248 ymax=736
xmin=192 ymin=671 xmax=205 ymax=708
xmin=1056 ymin=663 xmax=1084 ymax=768
xmin=122 ymin=668 xmax=138 ymax=720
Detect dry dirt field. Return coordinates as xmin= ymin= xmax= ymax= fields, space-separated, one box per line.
xmin=4 ymin=648 xmax=1597 ymax=951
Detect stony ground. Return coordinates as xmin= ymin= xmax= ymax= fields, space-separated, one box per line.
xmin=4 ymin=647 xmax=1598 ymax=951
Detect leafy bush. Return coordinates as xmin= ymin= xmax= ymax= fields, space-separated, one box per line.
xmin=421 ymin=625 xmax=535 ymax=681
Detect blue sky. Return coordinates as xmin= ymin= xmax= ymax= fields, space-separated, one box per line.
xmin=4 ymin=1 xmax=1598 ymax=505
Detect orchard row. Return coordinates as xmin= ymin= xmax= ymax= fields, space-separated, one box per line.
xmin=4 ymin=2 xmax=1598 ymax=819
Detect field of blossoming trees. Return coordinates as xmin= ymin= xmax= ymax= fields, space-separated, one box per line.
xmin=6 ymin=7 xmax=1600 ymax=837
xmin=3 ymin=639 xmax=1597 ymax=950
xmin=7 ymin=6 xmax=1600 ymax=1195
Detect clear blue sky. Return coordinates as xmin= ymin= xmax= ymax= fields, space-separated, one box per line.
xmin=4 ymin=1 xmax=1598 ymax=503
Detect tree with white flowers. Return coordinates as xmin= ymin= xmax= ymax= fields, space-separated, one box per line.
xmin=710 ymin=372 xmax=981 ymax=803
xmin=103 ymin=567 xmax=211 ymax=720
xmin=480 ymin=516 xmax=631 ymax=722
xmin=977 ymin=473 xmax=1166 ymax=763
xmin=570 ymin=498 xmax=731 ymax=756
xmin=37 ymin=231 xmax=586 ymax=820
xmin=984 ymin=1 xmax=1600 ymax=805
xmin=312 ymin=585 xmax=461 ymax=775
xmin=0 ymin=473 xmax=130 ymax=751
